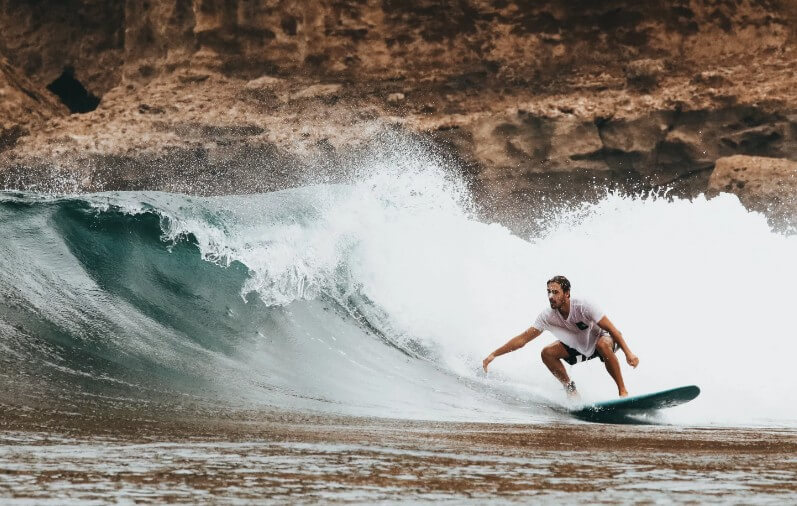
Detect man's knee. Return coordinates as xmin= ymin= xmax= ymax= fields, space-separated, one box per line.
xmin=541 ymin=343 xmax=563 ymax=362
xmin=595 ymin=336 xmax=615 ymax=356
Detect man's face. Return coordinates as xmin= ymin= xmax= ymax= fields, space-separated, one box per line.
xmin=547 ymin=282 xmax=569 ymax=310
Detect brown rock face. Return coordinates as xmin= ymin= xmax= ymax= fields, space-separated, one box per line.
xmin=0 ymin=1 xmax=795 ymax=230
xmin=709 ymin=155 xmax=797 ymax=231
xmin=0 ymin=1 xmax=123 ymax=93
xmin=0 ymin=53 xmax=64 ymax=152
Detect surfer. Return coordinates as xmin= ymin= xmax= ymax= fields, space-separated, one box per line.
xmin=482 ymin=275 xmax=639 ymax=398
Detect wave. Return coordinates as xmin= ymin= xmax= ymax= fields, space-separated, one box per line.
xmin=1 ymin=157 xmax=796 ymax=427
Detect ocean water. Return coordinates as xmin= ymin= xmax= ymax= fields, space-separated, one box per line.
xmin=1 ymin=148 xmax=795 ymax=429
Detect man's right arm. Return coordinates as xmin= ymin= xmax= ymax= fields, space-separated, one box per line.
xmin=483 ymin=326 xmax=543 ymax=372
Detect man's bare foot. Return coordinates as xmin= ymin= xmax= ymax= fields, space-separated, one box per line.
xmin=619 ymin=390 xmax=629 ymax=398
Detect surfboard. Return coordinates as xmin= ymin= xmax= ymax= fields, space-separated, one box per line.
xmin=569 ymin=385 xmax=700 ymax=424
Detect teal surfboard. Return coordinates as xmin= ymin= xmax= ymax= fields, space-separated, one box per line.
xmin=570 ymin=385 xmax=700 ymax=424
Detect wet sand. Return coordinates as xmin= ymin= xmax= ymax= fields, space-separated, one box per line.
xmin=1 ymin=409 xmax=795 ymax=503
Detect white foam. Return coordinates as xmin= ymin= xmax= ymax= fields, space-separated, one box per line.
xmin=349 ymin=186 xmax=797 ymax=426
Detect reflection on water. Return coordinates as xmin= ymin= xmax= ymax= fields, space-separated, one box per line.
xmin=1 ymin=420 xmax=795 ymax=504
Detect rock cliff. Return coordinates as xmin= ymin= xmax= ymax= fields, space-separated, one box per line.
xmin=1 ymin=1 xmax=795 ymax=230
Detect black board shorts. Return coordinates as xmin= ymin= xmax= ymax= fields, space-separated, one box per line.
xmin=561 ymin=336 xmax=618 ymax=366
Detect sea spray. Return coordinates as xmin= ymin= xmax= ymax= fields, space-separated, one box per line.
xmin=353 ymin=187 xmax=797 ymax=426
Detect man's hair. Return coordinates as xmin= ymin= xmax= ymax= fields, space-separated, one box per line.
xmin=547 ymin=275 xmax=571 ymax=293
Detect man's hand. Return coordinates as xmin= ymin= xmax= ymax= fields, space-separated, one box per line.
xmin=482 ymin=328 xmax=541 ymax=373
xmin=625 ymin=351 xmax=639 ymax=368
xmin=482 ymin=353 xmax=495 ymax=372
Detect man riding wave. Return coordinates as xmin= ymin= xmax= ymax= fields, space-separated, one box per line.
xmin=482 ymin=275 xmax=639 ymax=397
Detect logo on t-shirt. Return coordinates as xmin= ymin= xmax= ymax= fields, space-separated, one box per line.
xmin=576 ymin=321 xmax=589 ymax=330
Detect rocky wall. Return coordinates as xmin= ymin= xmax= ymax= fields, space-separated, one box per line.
xmin=709 ymin=155 xmax=797 ymax=231
xmin=0 ymin=0 xmax=795 ymax=231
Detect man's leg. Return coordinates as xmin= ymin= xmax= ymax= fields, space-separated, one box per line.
xmin=595 ymin=335 xmax=628 ymax=397
xmin=541 ymin=342 xmax=575 ymax=392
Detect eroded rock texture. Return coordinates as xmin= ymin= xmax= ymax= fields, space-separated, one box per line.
xmin=0 ymin=1 xmax=795 ymax=229
xmin=709 ymin=155 xmax=797 ymax=230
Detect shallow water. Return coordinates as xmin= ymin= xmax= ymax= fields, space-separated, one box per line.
xmin=1 ymin=416 xmax=795 ymax=504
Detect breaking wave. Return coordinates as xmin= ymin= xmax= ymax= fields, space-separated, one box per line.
xmin=1 ymin=151 xmax=795 ymax=427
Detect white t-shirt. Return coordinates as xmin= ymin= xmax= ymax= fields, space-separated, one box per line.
xmin=532 ymin=298 xmax=606 ymax=356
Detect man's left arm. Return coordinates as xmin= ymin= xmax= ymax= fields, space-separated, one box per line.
xmin=597 ymin=316 xmax=639 ymax=368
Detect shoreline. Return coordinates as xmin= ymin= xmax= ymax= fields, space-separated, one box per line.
xmin=2 ymin=411 xmax=795 ymax=502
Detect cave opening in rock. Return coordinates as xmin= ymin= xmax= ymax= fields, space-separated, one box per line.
xmin=46 ymin=67 xmax=100 ymax=113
